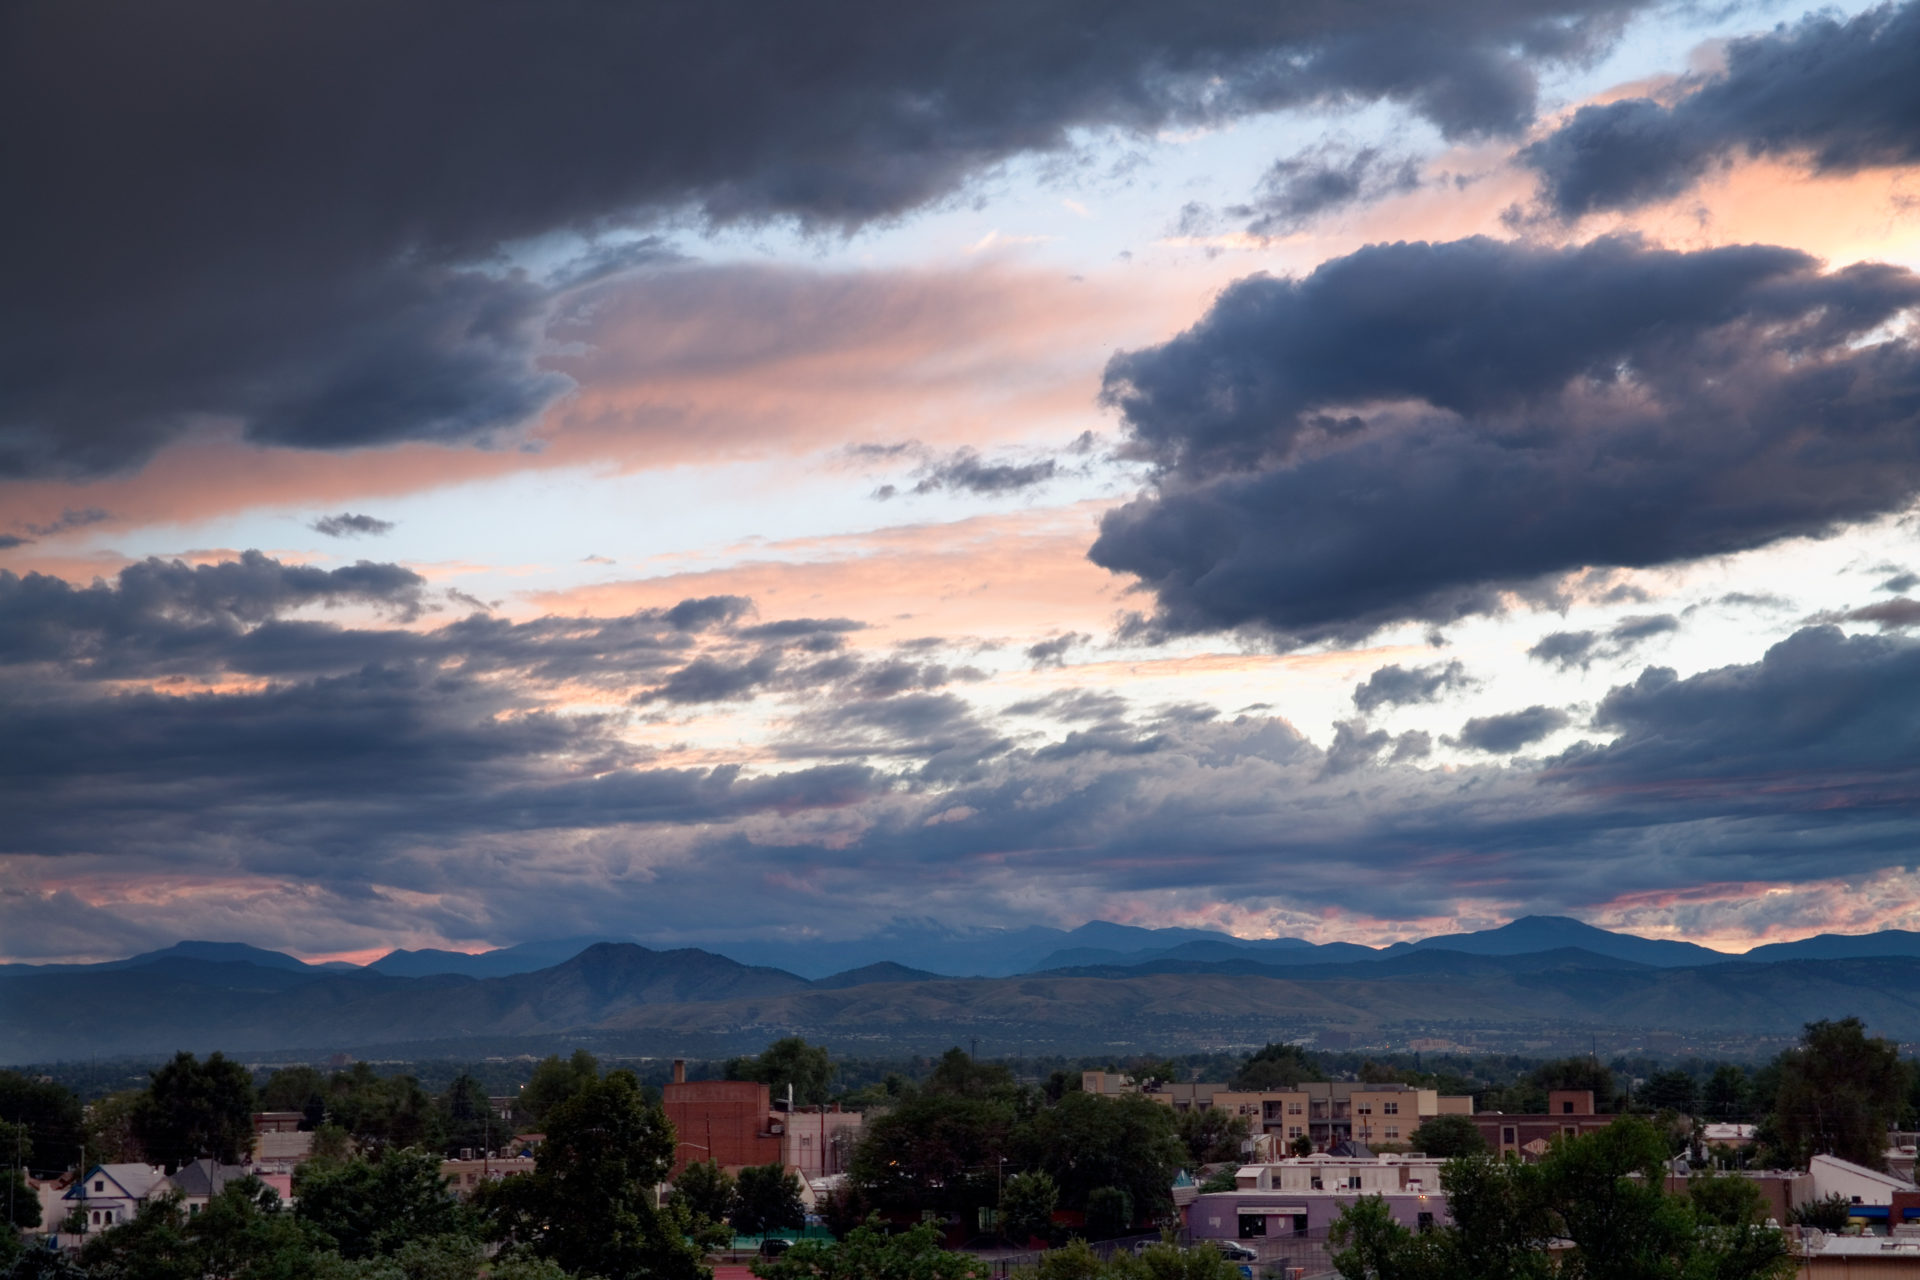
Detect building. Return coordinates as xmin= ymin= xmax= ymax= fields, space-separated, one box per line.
xmin=440 ymin=1155 xmax=537 ymax=1198
xmin=1469 ymin=1090 xmax=1615 ymax=1161
xmin=1082 ymin=1071 xmax=1470 ymax=1151
xmin=662 ymin=1059 xmax=781 ymax=1176
xmin=166 ymin=1159 xmax=251 ymax=1216
xmin=62 ymin=1163 xmax=166 ymax=1231
xmin=777 ymin=1106 xmax=862 ymax=1180
xmin=1189 ymin=1183 xmax=1446 ymax=1242
xmin=1234 ymin=1153 xmax=1447 ymax=1195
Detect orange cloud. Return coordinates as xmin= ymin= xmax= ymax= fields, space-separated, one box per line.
xmin=530 ymin=501 xmax=1131 ymax=645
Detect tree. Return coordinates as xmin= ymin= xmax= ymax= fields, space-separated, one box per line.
xmin=1289 ymin=1135 xmax=1314 ymax=1159
xmin=1329 ymin=1194 xmax=1432 ymax=1280
xmin=323 ymin=1065 xmax=441 ymax=1153
xmin=1230 ymin=1045 xmax=1322 ymax=1091
xmin=1637 ymin=1070 xmax=1696 ymax=1116
xmin=1773 ymin=1017 xmax=1905 ymax=1169
xmin=1016 ymin=1094 xmax=1183 ymax=1226
xmin=0 ymin=1072 xmax=83 ymax=1177
xmin=1323 ymin=1121 xmax=1793 ymax=1280
xmin=1530 ymin=1059 xmax=1613 ymax=1112
xmin=670 ymin=1158 xmax=736 ymax=1223
xmin=133 ymin=1052 xmax=256 ymax=1170
xmin=1406 ymin=1115 xmax=1485 ymax=1160
xmin=1701 ymin=1065 xmax=1749 ymax=1122
xmin=1083 ymin=1186 xmax=1133 ymax=1239
xmin=76 ymin=1192 xmax=197 ymax=1280
xmin=295 ymin=1147 xmax=469 ymax=1260
xmin=924 ymin=1048 xmax=1018 ymax=1101
xmin=516 ymin=1050 xmax=598 ymax=1128
xmin=751 ymin=1217 xmax=986 ymax=1280
xmin=1000 ymin=1170 xmax=1057 ymax=1244
xmin=84 ymin=1091 xmax=148 ymax=1165
xmin=1176 ymin=1107 xmax=1248 ymax=1165
xmin=729 ymin=1038 xmax=836 ymax=1107
xmin=259 ymin=1066 xmax=329 ymax=1129
xmin=0 ymin=1121 xmax=40 ymax=1231
xmin=1127 ymin=1058 xmax=1185 ymax=1089
xmin=474 ymin=1068 xmax=703 ymax=1280
xmin=851 ymin=1091 xmax=1014 ymax=1219
xmin=437 ymin=1073 xmax=493 ymax=1158
xmin=733 ymin=1163 xmax=806 ymax=1236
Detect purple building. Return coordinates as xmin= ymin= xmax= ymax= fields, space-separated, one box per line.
xmin=1187 ymin=1189 xmax=1448 ymax=1241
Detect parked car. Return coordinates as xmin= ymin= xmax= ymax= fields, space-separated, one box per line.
xmin=758 ymin=1239 xmax=792 ymax=1259
xmin=1208 ymin=1240 xmax=1260 ymax=1263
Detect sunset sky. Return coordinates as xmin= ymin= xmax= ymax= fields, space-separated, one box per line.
xmin=5 ymin=0 xmax=1920 ymax=964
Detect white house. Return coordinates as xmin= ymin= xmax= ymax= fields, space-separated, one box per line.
xmin=62 ymin=1163 xmax=166 ymax=1231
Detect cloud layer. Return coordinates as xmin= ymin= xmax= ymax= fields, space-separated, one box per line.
xmin=0 ymin=0 xmax=1650 ymax=479
xmin=1523 ymin=0 xmax=1920 ymax=216
xmin=1091 ymin=235 xmax=1920 ymax=641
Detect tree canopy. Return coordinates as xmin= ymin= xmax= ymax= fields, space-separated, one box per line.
xmin=132 ymin=1052 xmax=255 ymax=1171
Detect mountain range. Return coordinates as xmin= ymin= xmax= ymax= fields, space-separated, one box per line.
xmin=7 ymin=920 xmax=1920 ymax=1063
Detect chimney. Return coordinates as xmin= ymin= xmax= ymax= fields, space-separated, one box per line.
xmin=672 ymin=1058 xmax=686 ymax=1084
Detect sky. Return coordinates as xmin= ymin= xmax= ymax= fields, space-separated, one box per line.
xmin=5 ymin=0 xmax=1920 ymax=964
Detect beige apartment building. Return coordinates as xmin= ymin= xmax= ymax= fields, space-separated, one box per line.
xmin=1082 ymin=1071 xmax=1471 ymax=1152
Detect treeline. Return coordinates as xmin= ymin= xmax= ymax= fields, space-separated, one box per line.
xmin=1328 ymin=1117 xmax=1796 ymax=1280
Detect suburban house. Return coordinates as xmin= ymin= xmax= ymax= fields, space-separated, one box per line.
xmin=62 ymin=1163 xmax=166 ymax=1231
xmin=166 ymin=1159 xmax=252 ymax=1215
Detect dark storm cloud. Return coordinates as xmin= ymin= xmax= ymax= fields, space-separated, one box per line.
xmin=0 ymin=665 xmax=882 ymax=860
xmin=311 ymin=513 xmax=397 ymax=538
xmin=1352 ymin=659 xmax=1472 ymax=712
xmin=1528 ymin=613 xmax=1678 ymax=669
xmin=1523 ymin=1 xmax=1920 ymax=217
xmin=1453 ymin=705 xmax=1572 ymax=753
xmin=1 ymin=0 xmax=1644 ymax=477
xmin=0 ymin=553 xmax=427 ymax=677
xmin=1558 ymin=625 xmax=1920 ymax=802
xmin=1091 ymin=235 xmax=1920 ymax=641
xmin=1242 ymin=147 xmax=1422 ymax=233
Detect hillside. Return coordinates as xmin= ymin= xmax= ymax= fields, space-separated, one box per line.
xmin=7 ymin=942 xmax=1920 ymax=1063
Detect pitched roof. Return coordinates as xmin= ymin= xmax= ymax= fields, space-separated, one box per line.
xmin=166 ymin=1158 xmax=250 ymax=1198
xmin=66 ymin=1163 xmax=166 ymax=1201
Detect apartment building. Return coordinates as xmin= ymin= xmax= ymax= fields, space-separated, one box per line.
xmin=1081 ymin=1071 xmax=1471 ymax=1151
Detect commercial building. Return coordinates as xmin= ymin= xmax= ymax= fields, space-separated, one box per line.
xmin=1084 ymin=1071 xmax=1472 ymax=1152
xmin=661 ymin=1058 xmax=862 ymax=1179
xmin=1467 ymin=1090 xmax=1615 ymax=1161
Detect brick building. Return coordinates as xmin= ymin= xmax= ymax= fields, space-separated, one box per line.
xmin=1469 ymin=1090 xmax=1615 ymax=1160
xmin=662 ymin=1059 xmax=781 ymax=1176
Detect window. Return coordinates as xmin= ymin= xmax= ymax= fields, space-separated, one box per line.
xmin=94 ymin=1181 xmax=104 ymax=1193
xmin=1501 ymin=1126 xmax=1517 ymax=1146
xmin=1310 ymin=1177 xmax=1323 ymax=1190
xmin=1287 ymin=1126 xmax=1302 ymax=1139
xmin=1383 ymin=1102 xmax=1399 ymax=1115
xmin=1561 ymin=1101 xmax=1574 ymax=1114
xmin=190 ymin=1204 xmax=200 ymax=1216
xmin=1238 ymin=1214 xmax=1268 ymax=1239
xmin=1357 ymin=1104 xmax=1371 ymax=1115
xmin=1288 ymin=1102 xmax=1302 ymax=1115
xmin=1563 ymin=1127 xmax=1576 ymax=1139
xmin=1385 ymin=1126 xmax=1399 ymax=1139
xmin=1346 ymin=1176 xmax=1362 ymax=1190
xmin=1417 ymin=1213 xmax=1434 ymax=1233
xmin=1292 ymin=1215 xmax=1309 ymax=1237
